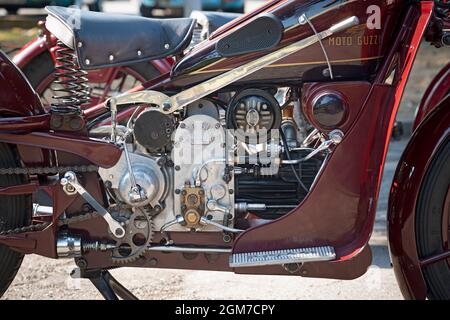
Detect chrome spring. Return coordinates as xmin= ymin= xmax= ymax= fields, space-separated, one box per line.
xmin=82 ymin=241 xmax=115 ymax=252
xmin=51 ymin=41 xmax=90 ymax=114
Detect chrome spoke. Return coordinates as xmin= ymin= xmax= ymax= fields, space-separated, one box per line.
xmin=420 ymin=250 xmax=450 ymax=267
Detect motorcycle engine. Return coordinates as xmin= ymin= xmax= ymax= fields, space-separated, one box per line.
xmin=99 ymin=87 xmax=324 ymax=245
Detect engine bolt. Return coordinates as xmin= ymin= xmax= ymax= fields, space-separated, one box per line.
xmin=82 ymin=203 xmax=92 ymax=213
xmin=175 ymin=189 xmax=181 ymax=195
xmin=229 ymin=189 xmax=234 ymax=194
xmin=223 ymin=234 xmax=232 ymax=243
xmin=76 ymin=258 xmax=88 ymax=269
xmin=175 ymin=165 xmax=181 ymax=171
xmin=148 ymin=258 xmax=158 ymax=266
xmin=180 ymin=123 xmax=186 ymax=129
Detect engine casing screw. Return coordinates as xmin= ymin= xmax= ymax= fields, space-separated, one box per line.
xmin=76 ymin=258 xmax=88 ymax=269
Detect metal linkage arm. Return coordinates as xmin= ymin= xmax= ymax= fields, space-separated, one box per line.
xmin=60 ymin=171 xmax=125 ymax=238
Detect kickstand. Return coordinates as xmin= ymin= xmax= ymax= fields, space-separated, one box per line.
xmin=72 ymin=268 xmax=138 ymax=300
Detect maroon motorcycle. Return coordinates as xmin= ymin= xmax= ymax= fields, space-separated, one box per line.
xmin=0 ymin=0 xmax=449 ymax=300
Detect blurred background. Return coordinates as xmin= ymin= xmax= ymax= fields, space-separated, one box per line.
xmin=0 ymin=0 xmax=448 ymax=300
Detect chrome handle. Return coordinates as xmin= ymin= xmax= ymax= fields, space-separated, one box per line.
xmin=329 ymin=16 xmax=360 ymax=34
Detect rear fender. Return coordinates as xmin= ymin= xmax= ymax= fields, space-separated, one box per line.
xmin=388 ymin=95 xmax=450 ymax=300
xmin=0 ymin=50 xmax=44 ymax=117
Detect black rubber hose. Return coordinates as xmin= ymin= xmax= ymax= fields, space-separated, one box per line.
xmin=280 ymin=130 xmax=309 ymax=193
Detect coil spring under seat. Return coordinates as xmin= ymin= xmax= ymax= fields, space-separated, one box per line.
xmin=49 ymin=41 xmax=90 ymax=131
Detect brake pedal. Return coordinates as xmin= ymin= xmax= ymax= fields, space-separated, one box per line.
xmin=229 ymin=246 xmax=336 ymax=268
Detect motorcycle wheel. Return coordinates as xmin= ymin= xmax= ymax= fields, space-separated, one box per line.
xmin=416 ymin=139 xmax=450 ymax=300
xmin=0 ymin=143 xmax=32 ymax=298
xmin=22 ymin=51 xmax=160 ymax=111
xmin=140 ymin=4 xmax=154 ymax=17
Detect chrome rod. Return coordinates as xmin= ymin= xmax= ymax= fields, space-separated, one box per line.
xmin=200 ymin=217 xmax=243 ymax=233
xmin=147 ymin=245 xmax=232 ymax=254
xmin=301 ymin=14 xmax=334 ymax=79
xmin=33 ymin=204 xmax=53 ymax=217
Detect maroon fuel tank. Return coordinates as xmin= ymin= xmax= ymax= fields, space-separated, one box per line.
xmin=0 ymin=50 xmax=44 ymax=116
xmin=171 ymin=0 xmax=405 ymax=87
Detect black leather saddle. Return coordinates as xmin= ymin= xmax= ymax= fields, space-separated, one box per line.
xmin=45 ymin=6 xmax=196 ymax=70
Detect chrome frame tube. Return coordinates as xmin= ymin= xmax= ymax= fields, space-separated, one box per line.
xmin=147 ymin=245 xmax=232 ymax=254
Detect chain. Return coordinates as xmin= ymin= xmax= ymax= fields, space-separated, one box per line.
xmin=0 ymin=222 xmax=51 ymax=236
xmin=57 ymin=212 xmax=100 ymax=227
xmin=0 ymin=165 xmax=98 ymax=175
xmin=0 ymin=165 xmax=99 ymax=236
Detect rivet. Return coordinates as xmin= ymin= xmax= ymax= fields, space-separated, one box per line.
xmin=298 ymin=14 xmax=308 ymax=25
xmin=77 ymin=42 xmax=83 ymax=48
xmin=85 ymin=58 xmax=90 ymax=65
xmin=137 ymin=50 xmax=142 ymax=56
xmin=164 ymin=44 xmax=170 ymax=50
xmin=109 ymin=54 xmax=114 ymax=62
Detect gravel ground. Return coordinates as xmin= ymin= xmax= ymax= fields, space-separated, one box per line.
xmin=1 ymin=4 xmax=449 ymax=300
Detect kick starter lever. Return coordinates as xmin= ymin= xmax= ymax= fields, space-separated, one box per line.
xmin=60 ymin=172 xmax=125 ymax=238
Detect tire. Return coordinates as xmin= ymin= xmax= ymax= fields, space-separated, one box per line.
xmin=226 ymin=6 xmax=245 ymax=14
xmin=140 ymin=4 xmax=154 ymax=18
xmin=4 ymin=6 xmax=19 ymax=15
xmin=88 ymin=0 xmax=103 ymax=12
xmin=22 ymin=52 xmax=160 ymax=92
xmin=21 ymin=52 xmax=55 ymax=89
xmin=0 ymin=143 xmax=32 ymax=298
xmin=416 ymin=138 xmax=450 ymax=300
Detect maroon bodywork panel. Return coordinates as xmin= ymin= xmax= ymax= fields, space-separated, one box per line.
xmin=413 ymin=63 xmax=450 ymax=131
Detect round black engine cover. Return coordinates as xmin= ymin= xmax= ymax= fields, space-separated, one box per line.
xmin=133 ymin=109 xmax=174 ymax=152
xmin=226 ymin=89 xmax=281 ymax=134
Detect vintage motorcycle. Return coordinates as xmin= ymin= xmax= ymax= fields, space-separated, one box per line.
xmin=0 ymin=0 xmax=449 ymax=300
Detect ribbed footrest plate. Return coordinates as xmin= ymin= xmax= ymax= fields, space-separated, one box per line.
xmin=229 ymin=246 xmax=336 ymax=268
